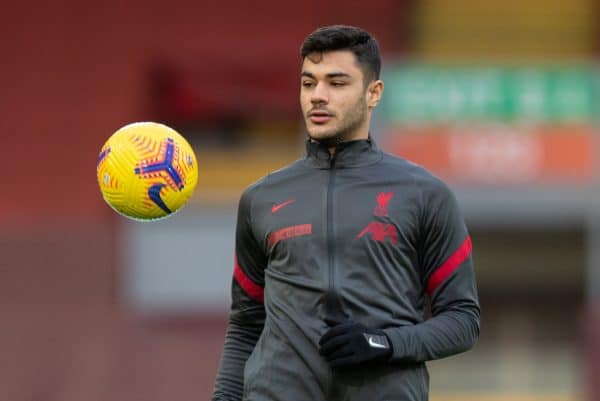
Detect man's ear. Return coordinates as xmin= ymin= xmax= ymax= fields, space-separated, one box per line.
xmin=367 ymin=80 xmax=384 ymax=109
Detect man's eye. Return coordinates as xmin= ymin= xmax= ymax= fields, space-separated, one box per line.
xmin=332 ymin=81 xmax=346 ymax=87
xmin=302 ymin=81 xmax=315 ymax=87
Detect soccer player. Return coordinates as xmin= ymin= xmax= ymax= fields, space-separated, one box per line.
xmin=212 ymin=25 xmax=480 ymax=401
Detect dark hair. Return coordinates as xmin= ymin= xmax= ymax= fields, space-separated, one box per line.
xmin=300 ymin=25 xmax=381 ymax=83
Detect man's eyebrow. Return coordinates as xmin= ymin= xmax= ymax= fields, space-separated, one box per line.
xmin=301 ymin=71 xmax=352 ymax=79
xmin=326 ymin=72 xmax=352 ymax=79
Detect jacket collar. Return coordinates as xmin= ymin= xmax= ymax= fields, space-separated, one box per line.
xmin=304 ymin=136 xmax=383 ymax=169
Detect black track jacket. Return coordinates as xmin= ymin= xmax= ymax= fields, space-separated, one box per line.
xmin=212 ymin=138 xmax=480 ymax=401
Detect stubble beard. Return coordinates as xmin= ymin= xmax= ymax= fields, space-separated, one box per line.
xmin=306 ymin=97 xmax=368 ymax=148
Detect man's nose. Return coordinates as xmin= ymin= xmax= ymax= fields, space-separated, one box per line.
xmin=311 ymin=82 xmax=329 ymax=105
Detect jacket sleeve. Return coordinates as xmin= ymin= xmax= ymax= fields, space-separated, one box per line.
xmin=212 ymin=186 xmax=267 ymax=401
xmin=384 ymin=180 xmax=480 ymax=363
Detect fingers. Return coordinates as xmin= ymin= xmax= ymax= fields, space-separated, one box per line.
xmin=319 ymin=322 xmax=354 ymax=345
xmin=319 ymin=333 xmax=350 ymax=356
xmin=318 ymin=320 xmax=390 ymax=368
xmin=324 ymin=317 xmax=344 ymax=327
xmin=322 ymin=343 xmax=354 ymax=361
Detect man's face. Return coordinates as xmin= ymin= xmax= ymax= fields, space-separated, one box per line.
xmin=300 ymin=50 xmax=377 ymax=144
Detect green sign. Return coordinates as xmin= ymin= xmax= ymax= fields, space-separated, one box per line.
xmin=381 ymin=66 xmax=598 ymax=123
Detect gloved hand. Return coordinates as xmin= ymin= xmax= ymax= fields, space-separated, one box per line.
xmin=318 ymin=320 xmax=392 ymax=368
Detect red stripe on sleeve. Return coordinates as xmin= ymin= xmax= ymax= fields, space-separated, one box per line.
xmin=233 ymin=255 xmax=264 ymax=303
xmin=426 ymin=236 xmax=472 ymax=296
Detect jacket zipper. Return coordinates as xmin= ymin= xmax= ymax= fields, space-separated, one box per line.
xmin=326 ymin=153 xmax=338 ymax=319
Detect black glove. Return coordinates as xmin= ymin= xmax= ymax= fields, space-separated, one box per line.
xmin=318 ymin=320 xmax=392 ymax=368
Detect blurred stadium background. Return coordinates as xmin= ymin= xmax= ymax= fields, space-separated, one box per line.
xmin=1 ymin=0 xmax=599 ymax=399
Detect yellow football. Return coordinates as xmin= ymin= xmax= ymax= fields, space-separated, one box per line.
xmin=96 ymin=122 xmax=198 ymax=221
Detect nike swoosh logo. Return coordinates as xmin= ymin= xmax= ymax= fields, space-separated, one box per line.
xmin=148 ymin=183 xmax=172 ymax=214
xmin=366 ymin=335 xmax=388 ymax=349
xmin=271 ymin=199 xmax=295 ymax=214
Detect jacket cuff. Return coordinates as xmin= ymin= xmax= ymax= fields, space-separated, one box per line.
xmin=382 ymin=327 xmax=409 ymax=362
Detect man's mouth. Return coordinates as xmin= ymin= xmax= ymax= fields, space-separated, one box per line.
xmin=309 ymin=110 xmax=333 ymax=124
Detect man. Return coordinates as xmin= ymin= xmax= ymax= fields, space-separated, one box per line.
xmin=212 ymin=25 xmax=479 ymax=401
